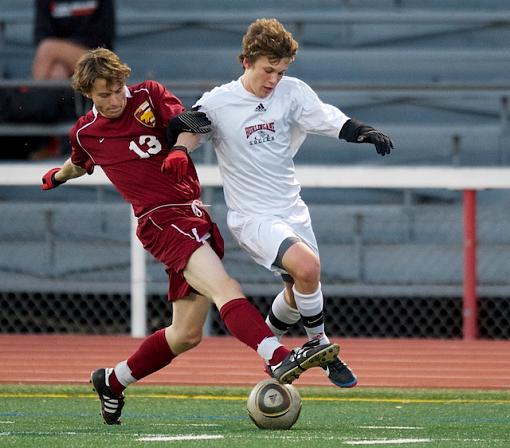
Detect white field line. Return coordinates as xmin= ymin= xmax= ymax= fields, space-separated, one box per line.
xmin=344 ymin=439 xmax=432 ymax=445
xmin=0 ymin=431 xmax=78 ymax=436
xmin=137 ymin=434 xmax=224 ymax=442
xmin=151 ymin=423 xmax=221 ymax=427
xmin=357 ymin=426 xmax=424 ymax=430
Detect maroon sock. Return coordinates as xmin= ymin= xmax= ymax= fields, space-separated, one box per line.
xmin=220 ymin=298 xmax=289 ymax=361
xmin=108 ymin=370 xmax=125 ymax=396
xmin=269 ymin=346 xmax=290 ymax=366
xmin=126 ymin=328 xmax=176 ymax=380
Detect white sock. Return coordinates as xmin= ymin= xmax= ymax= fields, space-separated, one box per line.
xmin=114 ymin=360 xmax=137 ymax=387
xmin=265 ymin=290 xmax=301 ymax=339
xmin=257 ymin=336 xmax=283 ymax=362
xmin=292 ymin=283 xmax=330 ymax=345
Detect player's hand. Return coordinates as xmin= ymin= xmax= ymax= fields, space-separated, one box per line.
xmin=167 ymin=109 xmax=211 ymax=147
xmin=161 ymin=146 xmax=189 ymax=182
xmin=357 ymin=128 xmax=394 ymax=156
xmin=41 ymin=167 xmax=66 ymax=190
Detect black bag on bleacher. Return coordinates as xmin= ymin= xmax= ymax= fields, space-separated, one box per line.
xmin=0 ymin=86 xmax=79 ymax=123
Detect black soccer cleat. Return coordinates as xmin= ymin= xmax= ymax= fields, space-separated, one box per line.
xmin=323 ymin=357 xmax=358 ymax=388
xmin=269 ymin=339 xmax=339 ymax=384
xmin=90 ymin=368 xmax=125 ymax=425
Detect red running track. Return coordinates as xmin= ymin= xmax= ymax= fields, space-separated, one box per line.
xmin=1 ymin=335 xmax=509 ymax=389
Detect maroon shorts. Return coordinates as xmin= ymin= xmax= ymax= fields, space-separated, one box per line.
xmin=136 ymin=205 xmax=224 ymax=301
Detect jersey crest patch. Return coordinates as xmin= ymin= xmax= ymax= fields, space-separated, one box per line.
xmin=134 ymin=101 xmax=156 ymax=128
xmin=245 ymin=122 xmax=275 ymax=145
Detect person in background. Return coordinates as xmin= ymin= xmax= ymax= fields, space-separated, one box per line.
xmin=32 ymin=0 xmax=115 ymax=80
xmin=29 ymin=0 xmax=115 ymax=159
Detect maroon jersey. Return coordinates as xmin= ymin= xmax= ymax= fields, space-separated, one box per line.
xmin=70 ymin=80 xmax=201 ymax=217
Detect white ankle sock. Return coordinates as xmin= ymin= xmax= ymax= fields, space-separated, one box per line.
xmin=257 ymin=336 xmax=283 ymax=362
xmin=114 ymin=360 xmax=137 ymax=387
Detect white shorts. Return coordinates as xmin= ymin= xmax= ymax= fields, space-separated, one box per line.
xmin=227 ymin=199 xmax=319 ymax=272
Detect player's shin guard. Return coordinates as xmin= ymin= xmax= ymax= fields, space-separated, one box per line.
xmin=126 ymin=328 xmax=176 ymax=381
xmin=95 ymin=329 xmax=177 ymax=401
xmin=292 ymin=284 xmax=329 ymax=345
xmin=266 ymin=290 xmax=300 ymax=339
xmin=220 ymin=298 xmax=289 ymax=363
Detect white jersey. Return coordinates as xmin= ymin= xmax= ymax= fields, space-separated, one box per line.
xmin=195 ymin=76 xmax=349 ymax=216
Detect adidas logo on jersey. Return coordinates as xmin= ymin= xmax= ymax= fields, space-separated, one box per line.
xmin=254 ymin=103 xmax=266 ymax=112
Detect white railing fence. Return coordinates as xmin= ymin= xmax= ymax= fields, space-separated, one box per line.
xmin=2 ymin=163 xmax=510 ymax=338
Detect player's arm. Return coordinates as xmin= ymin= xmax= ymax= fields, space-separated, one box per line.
xmin=41 ymin=158 xmax=87 ymax=190
xmin=175 ymin=132 xmax=201 ymax=153
xmin=166 ymin=109 xmax=211 ymax=148
xmin=162 ymin=108 xmax=211 ymax=182
xmin=339 ymin=119 xmax=394 ymax=156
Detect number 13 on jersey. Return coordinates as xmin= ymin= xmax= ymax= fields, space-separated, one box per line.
xmin=129 ymin=135 xmax=162 ymax=158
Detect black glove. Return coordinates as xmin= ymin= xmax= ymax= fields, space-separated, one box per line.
xmin=167 ymin=109 xmax=211 ymax=147
xmin=339 ymin=119 xmax=394 ymax=156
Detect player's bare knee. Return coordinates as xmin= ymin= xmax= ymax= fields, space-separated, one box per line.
xmin=166 ymin=325 xmax=202 ymax=354
xmin=177 ymin=328 xmax=203 ymax=352
xmin=231 ymin=280 xmax=245 ymax=298
xmin=222 ymin=276 xmax=244 ymax=298
xmin=183 ymin=331 xmax=203 ymax=350
xmin=209 ymin=276 xmax=245 ymax=309
xmin=293 ymin=259 xmax=320 ymax=286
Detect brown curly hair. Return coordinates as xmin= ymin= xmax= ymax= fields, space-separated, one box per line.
xmin=238 ymin=18 xmax=298 ymax=65
xmin=71 ymin=48 xmax=131 ymax=95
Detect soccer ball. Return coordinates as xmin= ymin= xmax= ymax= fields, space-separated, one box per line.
xmin=247 ymin=378 xmax=302 ymax=429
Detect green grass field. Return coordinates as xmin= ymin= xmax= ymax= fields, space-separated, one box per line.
xmin=0 ymin=384 xmax=509 ymax=447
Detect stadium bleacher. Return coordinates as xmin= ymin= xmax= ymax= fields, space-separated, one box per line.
xmin=1 ymin=0 xmax=510 ymax=337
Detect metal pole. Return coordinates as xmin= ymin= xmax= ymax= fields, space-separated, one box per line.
xmin=130 ymin=213 xmax=146 ymax=337
xmin=463 ymin=189 xmax=478 ymax=340
xmin=498 ymin=96 xmax=509 ymax=164
xmin=202 ymin=141 xmax=215 ymax=336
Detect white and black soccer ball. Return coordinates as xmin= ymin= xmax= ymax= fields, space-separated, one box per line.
xmin=247 ymin=378 xmax=302 ymax=430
